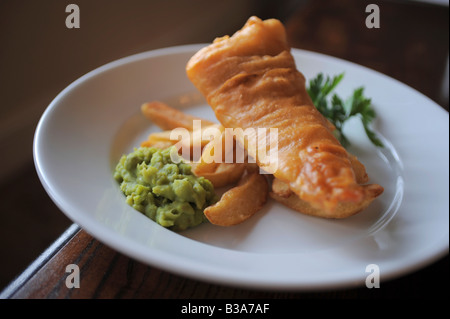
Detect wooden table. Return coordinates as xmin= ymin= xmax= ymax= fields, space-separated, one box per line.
xmin=2 ymin=0 xmax=448 ymax=301
xmin=1 ymin=224 xmax=448 ymax=300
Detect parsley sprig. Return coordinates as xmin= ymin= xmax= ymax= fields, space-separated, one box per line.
xmin=307 ymin=73 xmax=383 ymax=148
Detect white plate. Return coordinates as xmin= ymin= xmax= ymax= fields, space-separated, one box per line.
xmin=33 ymin=45 xmax=449 ymax=290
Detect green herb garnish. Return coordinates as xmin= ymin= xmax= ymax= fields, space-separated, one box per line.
xmin=307 ymin=73 xmax=383 ymax=148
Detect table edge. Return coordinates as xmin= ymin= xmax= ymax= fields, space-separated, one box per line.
xmin=0 ymin=223 xmax=81 ymax=299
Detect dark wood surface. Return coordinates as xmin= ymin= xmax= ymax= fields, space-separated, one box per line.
xmin=2 ymin=0 xmax=448 ymax=300
xmin=3 ymin=226 xmax=448 ymax=299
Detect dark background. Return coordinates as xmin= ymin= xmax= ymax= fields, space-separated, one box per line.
xmin=0 ymin=0 xmax=448 ymax=292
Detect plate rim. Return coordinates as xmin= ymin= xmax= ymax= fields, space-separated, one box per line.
xmin=33 ymin=44 xmax=449 ymax=290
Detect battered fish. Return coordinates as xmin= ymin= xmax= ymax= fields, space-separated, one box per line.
xmin=186 ymin=16 xmax=383 ymax=216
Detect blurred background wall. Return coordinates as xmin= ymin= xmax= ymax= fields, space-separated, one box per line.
xmin=0 ymin=0 xmax=301 ymax=183
xmin=0 ymin=0 xmax=303 ymax=290
xmin=0 ymin=0 xmax=448 ymax=290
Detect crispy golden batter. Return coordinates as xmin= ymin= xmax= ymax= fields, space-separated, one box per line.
xmin=270 ymin=151 xmax=381 ymax=218
xmin=270 ymin=178 xmax=383 ymax=218
xmin=186 ymin=16 xmax=383 ymax=215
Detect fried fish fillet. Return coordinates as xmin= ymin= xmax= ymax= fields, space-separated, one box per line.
xmin=186 ymin=16 xmax=383 ymax=216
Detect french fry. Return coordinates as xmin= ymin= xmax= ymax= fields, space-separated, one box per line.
xmin=195 ymin=163 xmax=246 ymax=188
xmin=191 ymin=130 xmax=226 ymax=175
xmin=141 ymin=101 xmax=215 ymax=130
xmin=141 ymin=140 xmax=176 ymax=149
xmin=204 ymin=171 xmax=269 ymax=226
xmin=141 ymin=126 xmax=220 ymax=151
xmin=271 ymin=177 xmax=292 ymax=198
xmin=141 ymin=130 xmax=173 ymax=145
xmin=191 ymin=131 xmax=247 ymax=188
xmin=181 ymin=123 xmax=224 ymax=151
xmin=190 ymin=160 xmax=219 ymax=175
xmin=141 ymin=101 xmax=225 ymax=162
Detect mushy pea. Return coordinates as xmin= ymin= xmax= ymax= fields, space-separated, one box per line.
xmin=114 ymin=146 xmax=217 ymax=231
